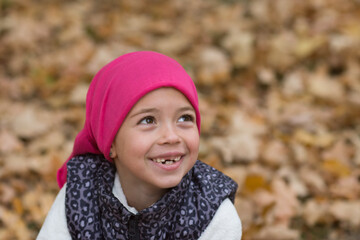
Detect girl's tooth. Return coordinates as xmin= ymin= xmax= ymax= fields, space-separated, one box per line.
xmin=153 ymin=156 xmax=181 ymax=163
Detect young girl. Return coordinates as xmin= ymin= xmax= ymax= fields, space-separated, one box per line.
xmin=37 ymin=51 xmax=242 ymax=239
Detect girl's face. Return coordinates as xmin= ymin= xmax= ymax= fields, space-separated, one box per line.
xmin=111 ymin=88 xmax=199 ymax=192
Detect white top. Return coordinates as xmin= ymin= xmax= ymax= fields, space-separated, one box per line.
xmin=37 ymin=174 xmax=242 ymax=239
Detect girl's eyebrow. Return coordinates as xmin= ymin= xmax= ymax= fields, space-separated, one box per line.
xmin=177 ymin=106 xmax=195 ymax=113
xmin=129 ymin=108 xmax=158 ymax=118
xmin=130 ymin=106 xmax=195 ymax=118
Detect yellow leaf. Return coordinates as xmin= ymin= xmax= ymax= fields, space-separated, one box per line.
xmin=12 ymin=197 xmax=24 ymax=215
xmin=342 ymin=22 xmax=360 ymax=39
xmin=294 ymin=129 xmax=334 ymax=147
xmin=243 ymin=174 xmax=267 ymax=193
xmin=322 ymin=159 xmax=351 ymax=177
xmin=295 ymin=36 xmax=326 ymax=59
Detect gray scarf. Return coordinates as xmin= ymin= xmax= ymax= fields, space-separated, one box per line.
xmin=65 ymin=154 xmax=237 ymax=240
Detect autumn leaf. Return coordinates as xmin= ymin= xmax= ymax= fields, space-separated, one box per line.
xmin=321 ymin=159 xmax=351 ymax=177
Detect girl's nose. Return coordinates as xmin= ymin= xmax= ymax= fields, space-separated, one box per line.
xmin=158 ymin=124 xmax=181 ymax=145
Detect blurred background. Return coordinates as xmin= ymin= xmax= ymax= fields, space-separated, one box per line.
xmin=1 ymin=0 xmax=360 ymax=239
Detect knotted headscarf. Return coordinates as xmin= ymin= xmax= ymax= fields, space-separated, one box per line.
xmin=57 ymin=51 xmax=201 ymax=188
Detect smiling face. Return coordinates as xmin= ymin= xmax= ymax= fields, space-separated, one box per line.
xmin=110 ymin=88 xmax=200 ymax=194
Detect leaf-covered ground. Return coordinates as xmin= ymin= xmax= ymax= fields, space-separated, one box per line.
xmin=1 ymin=0 xmax=360 ymax=239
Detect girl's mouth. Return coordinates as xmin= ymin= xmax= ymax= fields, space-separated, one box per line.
xmin=150 ymin=156 xmax=182 ymax=165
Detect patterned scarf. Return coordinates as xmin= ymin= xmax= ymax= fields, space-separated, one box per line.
xmin=65 ymin=154 xmax=237 ymax=240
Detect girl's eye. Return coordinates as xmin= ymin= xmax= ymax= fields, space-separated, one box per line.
xmin=138 ymin=116 xmax=156 ymax=125
xmin=178 ymin=114 xmax=194 ymax=123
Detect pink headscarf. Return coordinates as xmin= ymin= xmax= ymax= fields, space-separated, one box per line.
xmin=57 ymin=51 xmax=201 ymax=188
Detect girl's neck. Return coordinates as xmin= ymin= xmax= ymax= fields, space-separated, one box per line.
xmin=117 ymin=172 xmax=168 ymax=212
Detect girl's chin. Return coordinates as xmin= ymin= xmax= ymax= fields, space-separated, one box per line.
xmin=151 ymin=175 xmax=183 ymax=190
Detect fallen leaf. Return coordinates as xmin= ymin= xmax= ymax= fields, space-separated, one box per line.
xmin=303 ymin=199 xmax=329 ymax=226
xmin=251 ymin=189 xmax=275 ymax=210
xmin=321 ymin=138 xmax=354 ymax=166
xmin=261 ymin=139 xmax=290 ymax=167
xmin=307 ymin=68 xmax=345 ymax=101
xmin=290 ymin=142 xmax=308 ymax=164
xmin=294 ymin=128 xmax=335 ymax=148
xmin=155 ymin=34 xmax=191 ymax=55
xmin=254 ymin=223 xmax=300 ymax=240
xmin=28 ymin=130 xmax=66 ymax=155
xmin=277 ymin=166 xmax=309 ymax=197
xmin=295 ymin=36 xmax=326 ymax=59
xmin=299 ymin=167 xmax=326 ymax=193
xmin=267 ymin=31 xmax=297 ymax=70
xmin=0 ymin=183 xmax=15 ymax=204
xmin=0 ymin=130 xmax=23 ymax=154
xmin=322 ymin=159 xmax=351 ymax=177
xmin=234 ymin=197 xmax=254 ymax=230
xmin=196 ymin=47 xmax=231 ymax=85
xmin=329 ymin=201 xmax=360 ymax=227
xmin=282 ymin=70 xmax=306 ymax=97
xmin=243 ymin=174 xmax=267 ymax=193
xmin=330 ymin=176 xmax=360 ymax=199
xmin=11 ymin=107 xmax=53 ymax=139
xmin=270 ymin=178 xmax=299 ymax=225
xmin=0 ymin=206 xmax=33 ymax=240
xmin=222 ymin=165 xmax=247 ymax=188
xmin=222 ymin=30 xmax=254 ymax=67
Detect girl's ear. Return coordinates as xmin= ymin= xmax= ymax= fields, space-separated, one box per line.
xmin=110 ymin=143 xmax=118 ymax=159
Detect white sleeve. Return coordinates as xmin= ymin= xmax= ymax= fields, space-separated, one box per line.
xmin=199 ymin=198 xmax=242 ymax=240
xmin=36 ymin=184 xmax=71 ymax=240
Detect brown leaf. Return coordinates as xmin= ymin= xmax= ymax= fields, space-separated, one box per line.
xmin=282 ymin=70 xmax=306 ymax=97
xmin=322 ymin=138 xmax=354 ymax=166
xmin=196 ymin=47 xmax=231 ymax=85
xmin=0 ymin=130 xmax=23 ymax=154
xmin=294 ymin=36 xmax=326 ymax=59
xmin=294 ymin=128 xmax=335 ymax=148
xmin=270 ymin=178 xmax=299 ymax=225
xmin=11 ymin=107 xmax=53 ymax=139
xmin=243 ymin=174 xmax=267 ymax=193
xmin=234 ymin=197 xmax=254 ymax=230
xmin=0 ymin=183 xmax=16 ymax=204
xmin=0 ymin=206 xmax=33 ymax=240
xmin=307 ymin=68 xmax=345 ymax=101
xmin=329 ymin=201 xmax=360 ymax=227
xmin=299 ymin=167 xmax=326 ymax=193
xmin=277 ymin=167 xmax=309 ymax=197
xmin=28 ymin=130 xmax=66 ymax=155
xmin=322 ymin=159 xmax=351 ymax=177
xmin=261 ymin=139 xmax=290 ymax=167
xmin=330 ymin=176 xmax=360 ymax=199
xmin=254 ymin=224 xmax=300 ymax=240
xmin=222 ymin=165 xmax=247 ymax=188
xmin=222 ymin=30 xmax=255 ymax=67
xmin=251 ymin=189 xmax=275 ymax=210
xmin=303 ymin=199 xmax=329 ymax=226
xmin=12 ymin=197 xmax=24 ymax=215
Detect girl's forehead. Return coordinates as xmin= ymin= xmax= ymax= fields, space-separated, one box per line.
xmin=134 ymin=87 xmax=193 ymax=108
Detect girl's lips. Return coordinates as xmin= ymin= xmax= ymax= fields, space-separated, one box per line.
xmin=149 ymin=151 xmax=185 ymax=160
